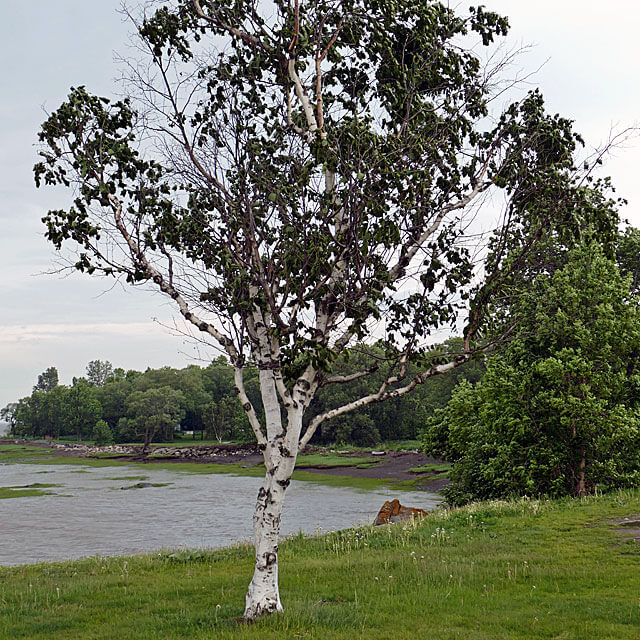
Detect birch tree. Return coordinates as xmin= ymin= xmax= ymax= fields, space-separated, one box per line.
xmin=34 ymin=0 xmax=616 ymax=619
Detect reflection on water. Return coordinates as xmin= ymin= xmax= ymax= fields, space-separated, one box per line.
xmin=0 ymin=463 xmax=440 ymax=566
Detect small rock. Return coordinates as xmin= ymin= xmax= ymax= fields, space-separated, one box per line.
xmin=121 ymin=482 xmax=154 ymax=490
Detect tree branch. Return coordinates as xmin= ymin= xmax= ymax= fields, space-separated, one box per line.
xmin=299 ymin=354 xmax=470 ymax=450
xmin=190 ymin=0 xmax=270 ymax=53
xmin=234 ymin=365 xmax=267 ymax=446
xmin=321 ymin=365 xmax=379 ymax=386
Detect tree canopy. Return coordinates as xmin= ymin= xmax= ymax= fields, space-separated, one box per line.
xmin=32 ymin=0 xmax=621 ymax=620
xmin=424 ymin=243 xmax=640 ymax=504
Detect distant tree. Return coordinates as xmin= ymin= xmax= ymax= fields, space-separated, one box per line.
xmin=424 ymin=244 xmax=640 ymax=504
xmin=175 ymin=366 xmax=210 ymax=433
xmin=38 ymin=386 xmax=67 ymax=439
xmin=0 ymin=403 xmax=18 ymax=432
xmin=6 ymin=388 xmax=67 ymax=440
xmin=125 ymin=387 xmax=185 ymax=453
xmin=115 ymin=417 xmax=137 ymax=444
xmin=95 ymin=377 xmax=132 ymax=432
xmin=110 ymin=367 xmax=127 ymax=380
xmin=86 ymin=360 xmax=114 ymax=387
xmin=34 ymin=367 xmax=59 ymax=393
xmin=64 ymin=378 xmax=102 ymax=441
xmin=131 ymin=365 xmax=209 ymax=433
xmin=204 ymin=396 xmax=251 ymax=442
xmin=9 ymin=398 xmax=34 ymax=438
xmin=92 ymin=419 xmax=114 ymax=446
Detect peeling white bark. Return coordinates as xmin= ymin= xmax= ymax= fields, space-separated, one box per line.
xmin=244 ymin=472 xmax=285 ymax=618
xmin=243 ymin=411 xmax=300 ymax=620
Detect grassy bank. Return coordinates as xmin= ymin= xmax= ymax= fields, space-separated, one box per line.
xmin=1 ymin=490 xmax=639 ymax=639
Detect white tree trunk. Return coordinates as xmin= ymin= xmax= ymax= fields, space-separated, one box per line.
xmin=243 ymin=471 xmax=287 ymax=618
xmin=244 ymin=448 xmax=299 ymax=619
xmin=243 ymin=368 xmax=302 ymax=620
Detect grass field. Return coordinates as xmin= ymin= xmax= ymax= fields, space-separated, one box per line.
xmin=0 ymin=489 xmax=638 ymax=639
xmin=295 ymin=453 xmax=382 ymax=469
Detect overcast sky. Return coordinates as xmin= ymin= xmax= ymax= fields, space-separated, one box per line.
xmin=1 ymin=1 xmax=639 ymax=412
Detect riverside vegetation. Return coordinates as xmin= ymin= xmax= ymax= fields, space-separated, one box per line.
xmin=0 ymin=489 xmax=638 ymax=639
xmin=2 ymin=340 xmax=484 ymax=448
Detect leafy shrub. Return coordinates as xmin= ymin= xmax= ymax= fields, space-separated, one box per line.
xmin=92 ymin=419 xmax=114 ymax=446
xmin=424 ymin=244 xmax=640 ymax=504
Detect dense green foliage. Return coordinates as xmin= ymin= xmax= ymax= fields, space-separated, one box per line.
xmin=1 ymin=489 xmax=639 ymax=638
xmin=424 ymin=244 xmax=640 ymax=504
xmin=4 ymin=342 xmax=482 ymax=446
xmin=3 ymin=359 xmax=258 ymax=445
xmin=31 ymin=0 xmax=619 ymax=445
xmin=91 ymin=420 xmax=114 ymax=447
xmin=308 ymin=339 xmax=485 ymax=445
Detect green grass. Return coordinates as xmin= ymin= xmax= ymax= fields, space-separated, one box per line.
xmin=0 ymin=483 xmax=60 ymax=499
xmin=408 ymin=462 xmax=452 ymax=474
xmin=380 ymin=439 xmax=422 ymax=451
xmin=0 ymin=445 xmax=52 ymax=461
xmin=408 ymin=462 xmax=452 ymax=482
xmin=295 ymin=453 xmax=382 ymax=468
xmin=1 ymin=490 xmax=639 ymax=638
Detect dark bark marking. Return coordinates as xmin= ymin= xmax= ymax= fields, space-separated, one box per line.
xmin=279 ymin=445 xmax=292 ymax=458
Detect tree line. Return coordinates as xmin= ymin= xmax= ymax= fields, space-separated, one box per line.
xmin=2 ymin=342 xmax=484 ymax=449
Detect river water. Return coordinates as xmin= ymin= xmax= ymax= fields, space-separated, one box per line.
xmin=0 ymin=463 xmax=440 ymax=566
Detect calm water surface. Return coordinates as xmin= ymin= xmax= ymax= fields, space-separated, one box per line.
xmin=0 ymin=463 xmax=440 ymax=565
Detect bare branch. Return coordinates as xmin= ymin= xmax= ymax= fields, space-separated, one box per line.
xmin=299 ymin=354 xmax=470 ymax=450
xmin=234 ymin=366 xmax=267 ymax=446
xmin=190 ymin=0 xmax=270 ymax=53
xmin=321 ymin=365 xmax=379 ymax=386
xmin=106 ymin=193 xmax=235 ymax=356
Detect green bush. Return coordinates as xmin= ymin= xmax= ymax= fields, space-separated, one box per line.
xmin=424 ymin=244 xmax=640 ymax=503
xmin=92 ymin=420 xmax=114 ymax=446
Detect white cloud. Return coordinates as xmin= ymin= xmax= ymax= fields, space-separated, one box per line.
xmin=0 ymin=322 xmax=171 ymax=344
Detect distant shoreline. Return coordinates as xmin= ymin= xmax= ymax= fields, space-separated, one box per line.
xmin=0 ymin=439 xmax=448 ymax=491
